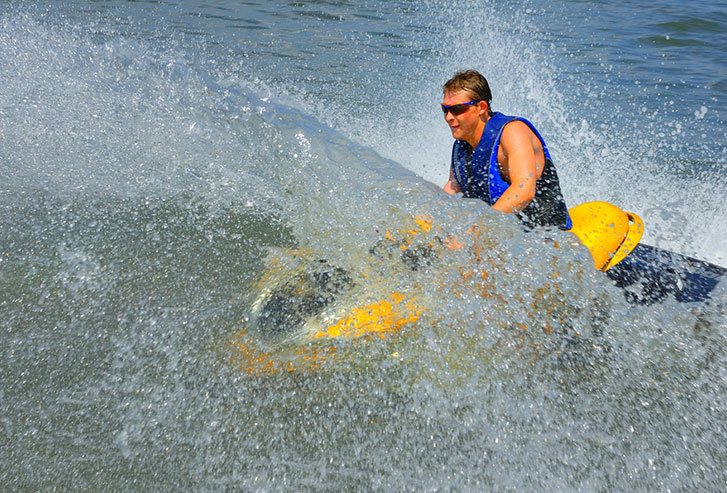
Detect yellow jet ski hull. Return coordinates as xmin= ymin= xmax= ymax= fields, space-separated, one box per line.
xmin=230 ymin=203 xmax=724 ymax=375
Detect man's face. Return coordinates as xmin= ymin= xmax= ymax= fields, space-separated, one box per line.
xmin=442 ymin=90 xmax=484 ymax=145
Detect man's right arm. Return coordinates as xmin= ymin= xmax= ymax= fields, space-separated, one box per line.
xmin=443 ymin=168 xmax=461 ymax=195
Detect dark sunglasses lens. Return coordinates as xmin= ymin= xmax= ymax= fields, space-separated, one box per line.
xmin=442 ymin=104 xmax=464 ymax=115
xmin=441 ymin=103 xmax=472 ymax=115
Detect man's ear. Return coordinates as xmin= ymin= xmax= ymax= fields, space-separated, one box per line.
xmin=479 ymin=100 xmax=489 ymax=115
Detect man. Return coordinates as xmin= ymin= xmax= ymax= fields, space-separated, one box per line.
xmin=442 ymin=70 xmax=571 ymax=230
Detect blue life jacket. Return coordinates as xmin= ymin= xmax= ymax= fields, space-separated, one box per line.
xmin=451 ymin=112 xmax=572 ymax=230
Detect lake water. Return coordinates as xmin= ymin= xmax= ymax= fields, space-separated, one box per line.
xmin=2 ymin=0 xmax=727 ymax=489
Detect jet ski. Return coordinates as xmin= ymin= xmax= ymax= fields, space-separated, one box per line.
xmin=230 ymin=202 xmax=725 ymax=375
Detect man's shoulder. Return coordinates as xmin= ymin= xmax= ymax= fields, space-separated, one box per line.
xmin=500 ymin=118 xmax=536 ymax=143
xmin=501 ymin=117 xmax=531 ymax=130
xmin=488 ymin=113 xmax=532 ymax=136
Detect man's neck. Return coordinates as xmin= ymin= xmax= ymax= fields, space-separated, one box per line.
xmin=466 ymin=113 xmax=491 ymax=149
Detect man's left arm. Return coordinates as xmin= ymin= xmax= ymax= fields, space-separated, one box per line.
xmin=491 ymin=121 xmax=537 ymax=214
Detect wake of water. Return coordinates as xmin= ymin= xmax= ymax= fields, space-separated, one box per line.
xmin=2 ymin=3 xmax=727 ymax=490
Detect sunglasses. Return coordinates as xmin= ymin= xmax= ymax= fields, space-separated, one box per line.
xmin=441 ymin=100 xmax=481 ymax=116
